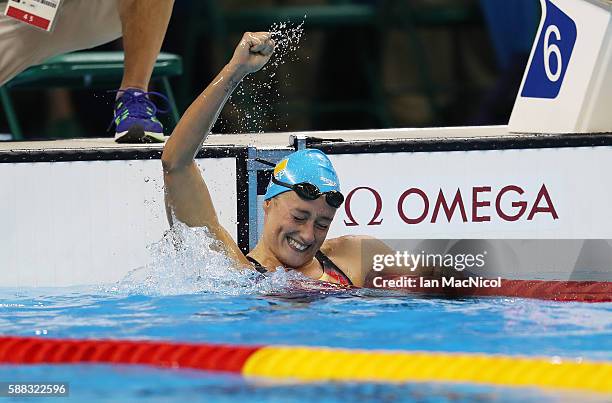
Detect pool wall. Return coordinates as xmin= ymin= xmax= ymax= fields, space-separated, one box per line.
xmin=0 ymin=144 xmax=246 ymax=286
xmin=2 ymin=126 xmax=612 ymax=287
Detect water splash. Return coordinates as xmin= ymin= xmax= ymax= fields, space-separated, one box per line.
xmin=268 ymin=19 xmax=306 ymax=69
xmin=109 ymin=221 xmax=307 ymax=296
xmin=224 ymin=19 xmax=305 ymax=134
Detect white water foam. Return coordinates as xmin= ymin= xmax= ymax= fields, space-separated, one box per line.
xmin=108 ymin=221 xmax=307 ymax=296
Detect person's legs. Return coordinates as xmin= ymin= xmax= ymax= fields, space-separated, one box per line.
xmin=0 ymin=0 xmax=121 ymax=138
xmin=118 ymin=0 xmax=174 ymax=92
xmin=112 ymin=0 xmax=175 ymax=143
xmin=0 ymin=0 xmax=175 ymax=141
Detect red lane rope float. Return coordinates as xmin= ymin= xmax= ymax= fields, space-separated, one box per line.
xmin=2 ymin=336 xmax=612 ymax=393
xmin=0 ymin=337 xmax=260 ymax=372
xmin=378 ymin=276 xmax=612 ymax=302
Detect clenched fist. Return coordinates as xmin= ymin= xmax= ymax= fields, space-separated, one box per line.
xmin=229 ymin=32 xmax=276 ymax=75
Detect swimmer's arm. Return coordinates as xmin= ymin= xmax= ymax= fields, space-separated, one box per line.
xmin=361 ymin=240 xmax=466 ymax=286
xmin=355 ymin=237 xmax=420 ymax=286
xmin=162 ymin=66 xmax=243 ymax=169
xmin=326 ymin=236 xmax=403 ymax=287
xmin=162 ymin=32 xmax=275 ymax=266
xmin=162 ymin=64 xmax=249 ymax=265
xmin=337 ymin=236 xmax=431 ymax=286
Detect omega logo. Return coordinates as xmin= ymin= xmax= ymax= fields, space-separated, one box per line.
xmin=343 ymin=184 xmax=558 ymax=226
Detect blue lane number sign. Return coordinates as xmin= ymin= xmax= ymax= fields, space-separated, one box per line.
xmin=521 ymin=0 xmax=577 ymax=99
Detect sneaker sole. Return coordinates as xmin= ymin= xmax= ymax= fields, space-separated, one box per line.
xmin=114 ymin=125 xmax=165 ymax=144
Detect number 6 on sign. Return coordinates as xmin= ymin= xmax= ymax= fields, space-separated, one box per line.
xmin=521 ymin=0 xmax=577 ymax=99
xmin=510 ymin=0 xmax=611 ymax=134
xmin=543 ymin=25 xmax=562 ymax=82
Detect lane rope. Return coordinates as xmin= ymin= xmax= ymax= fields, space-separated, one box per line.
xmin=1 ymin=337 xmax=611 ymax=393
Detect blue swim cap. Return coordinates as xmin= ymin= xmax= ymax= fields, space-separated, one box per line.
xmin=264 ymin=149 xmax=341 ymax=200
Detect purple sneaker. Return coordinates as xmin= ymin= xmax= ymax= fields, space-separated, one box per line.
xmin=112 ymin=88 xmax=168 ymax=143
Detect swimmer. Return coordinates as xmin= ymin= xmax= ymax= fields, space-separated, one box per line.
xmin=162 ymin=32 xmax=404 ymax=287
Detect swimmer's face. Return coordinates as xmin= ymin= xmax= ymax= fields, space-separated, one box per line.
xmin=262 ymin=191 xmax=337 ymax=268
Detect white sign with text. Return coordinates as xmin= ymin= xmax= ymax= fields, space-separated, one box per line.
xmin=327 ymin=147 xmax=612 ymax=239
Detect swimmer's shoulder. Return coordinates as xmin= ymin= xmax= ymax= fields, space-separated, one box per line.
xmin=322 ymin=235 xmax=389 ymax=253
xmin=322 ymin=235 xmax=391 ymax=286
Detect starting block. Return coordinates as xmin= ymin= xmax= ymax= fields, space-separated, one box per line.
xmin=509 ymin=0 xmax=612 ymax=134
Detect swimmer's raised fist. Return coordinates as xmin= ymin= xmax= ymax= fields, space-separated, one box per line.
xmin=229 ymin=32 xmax=276 ymax=75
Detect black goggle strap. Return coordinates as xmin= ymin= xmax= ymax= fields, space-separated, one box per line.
xmin=256 ymin=158 xmax=296 ymax=189
xmin=254 ymin=158 xmax=277 ymax=168
xmin=270 ymin=175 xmax=294 ymax=190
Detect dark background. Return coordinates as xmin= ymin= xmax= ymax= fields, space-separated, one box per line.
xmin=0 ymin=0 xmax=540 ymax=139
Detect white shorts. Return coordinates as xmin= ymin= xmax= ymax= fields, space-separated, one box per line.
xmin=0 ymin=0 xmax=122 ymax=85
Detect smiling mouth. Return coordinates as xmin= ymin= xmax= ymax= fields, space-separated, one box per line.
xmin=286 ymin=236 xmax=310 ymax=252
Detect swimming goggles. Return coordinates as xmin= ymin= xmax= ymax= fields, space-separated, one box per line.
xmin=270 ymin=175 xmax=345 ymax=208
xmin=255 ymin=158 xmax=345 ymax=208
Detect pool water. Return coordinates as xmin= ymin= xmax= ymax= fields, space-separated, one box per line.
xmin=1 ymin=227 xmax=611 ymax=402
xmin=1 ymin=287 xmax=611 ymax=402
xmin=0 ymin=364 xmax=595 ymax=403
